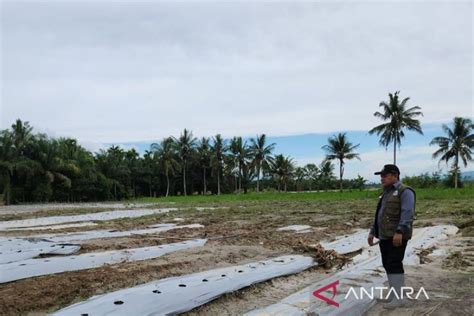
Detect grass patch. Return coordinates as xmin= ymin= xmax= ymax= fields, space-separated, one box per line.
xmin=133 ymin=187 xmax=474 ymax=204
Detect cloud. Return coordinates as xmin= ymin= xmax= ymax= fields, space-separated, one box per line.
xmin=1 ymin=1 xmax=471 ymax=143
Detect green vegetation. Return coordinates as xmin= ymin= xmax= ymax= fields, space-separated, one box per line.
xmin=134 ymin=186 xmax=474 ymax=204
xmin=0 ymin=119 xmax=355 ymax=204
xmin=0 ymin=94 xmax=472 ymax=204
xmin=322 ymin=132 xmax=360 ymax=191
xmin=430 ymin=117 xmax=474 ymax=189
xmin=369 ymin=91 xmax=424 ymax=164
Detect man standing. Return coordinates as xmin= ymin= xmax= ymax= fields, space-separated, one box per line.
xmin=367 ymin=164 xmax=415 ymax=309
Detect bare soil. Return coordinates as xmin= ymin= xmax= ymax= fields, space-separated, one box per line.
xmin=0 ymin=198 xmax=472 ymax=315
xmin=366 ymin=234 xmax=474 ymax=316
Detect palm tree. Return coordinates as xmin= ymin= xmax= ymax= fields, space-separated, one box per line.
xmin=270 ymin=154 xmax=295 ymax=192
xmin=96 ymin=145 xmax=129 ymax=199
xmin=229 ymin=137 xmax=240 ymax=192
xmin=0 ymin=126 xmax=42 ymax=204
xmin=235 ymin=137 xmax=252 ymax=193
xmin=173 ymin=129 xmax=196 ymax=196
xmin=0 ymin=130 xmax=14 ymax=204
xmin=211 ymin=134 xmax=226 ymax=195
xmin=197 ymin=137 xmax=211 ymax=195
xmin=322 ymin=133 xmax=360 ymax=191
xmin=294 ymin=167 xmax=306 ymax=191
xmin=33 ymin=135 xmax=73 ymax=197
xmin=369 ymin=91 xmax=423 ymax=164
xmin=125 ymin=149 xmax=140 ymax=198
xmin=151 ymin=137 xmax=179 ymax=197
xmin=250 ymin=134 xmax=275 ymax=192
xmin=142 ymin=150 xmax=155 ymax=197
xmin=229 ymin=137 xmax=250 ymax=193
xmin=430 ymin=117 xmax=473 ymax=188
xmin=11 ymin=119 xmax=33 ymax=157
xmin=304 ymin=163 xmax=319 ymax=191
xmin=318 ymin=159 xmax=336 ymax=190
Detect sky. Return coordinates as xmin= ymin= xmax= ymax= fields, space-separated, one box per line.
xmin=0 ymin=0 xmax=472 ymax=182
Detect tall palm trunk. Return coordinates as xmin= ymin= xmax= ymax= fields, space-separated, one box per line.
xmin=165 ymin=169 xmax=170 ymax=197
xmin=238 ymin=166 xmax=242 ymax=193
xmin=339 ymin=159 xmax=344 ymax=192
xmin=393 ymin=141 xmax=397 ymax=165
xmin=2 ymin=175 xmax=11 ymax=205
xmin=256 ymin=163 xmax=261 ymax=192
xmin=217 ymin=167 xmax=221 ymax=195
xmin=454 ymin=155 xmax=459 ymax=189
xmin=183 ymin=160 xmax=187 ymax=196
xmin=149 ymin=176 xmax=152 ymax=197
xmin=202 ymin=168 xmax=207 ymax=195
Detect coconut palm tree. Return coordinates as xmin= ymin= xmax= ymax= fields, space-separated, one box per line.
xmin=0 ymin=130 xmax=14 ymax=204
xmin=95 ymin=145 xmax=130 ymax=199
xmin=322 ymin=133 xmax=360 ymax=191
xmin=230 ymin=137 xmax=252 ymax=193
xmin=369 ymin=91 xmax=423 ymax=164
xmin=430 ymin=117 xmax=473 ymax=188
xmin=151 ymin=137 xmax=179 ymax=197
xmin=173 ymin=129 xmax=196 ymax=196
xmin=0 ymin=125 xmax=42 ymax=204
xmin=294 ymin=167 xmax=306 ymax=191
xmin=250 ymin=134 xmax=275 ymax=192
xmin=270 ymin=154 xmax=295 ymax=192
xmin=11 ymin=119 xmax=33 ymax=157
xmin=304 ymin=163 xmax=319 ymax=191
xmin=142 ymin=150 xmax=155 ymax=197
xmin=229 ymin=137 xmax=240 ymax=192
xmin=124 ymin=148 xmax=140 ymax=198
xmin=318 ymin=159 xmax=336 ymax=190
xmin=211 ymin=134 xmax=226 ymax=195
xmin=33 ymin=135 xmax=73 ymax=195
xmin=197 ymin=137 xmax=211 ymax=195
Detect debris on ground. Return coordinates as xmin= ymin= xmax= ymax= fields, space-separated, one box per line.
xmin=442 ymin=250 xmax=472 ymax=270
xmin=415 ymin=246 xmax=436 ymax=264
xmin=293 ymin=241 xmax=352 ymax=269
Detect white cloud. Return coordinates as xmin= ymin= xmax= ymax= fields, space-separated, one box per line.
xmin=1 ymin=1 xmax=471 ymax=143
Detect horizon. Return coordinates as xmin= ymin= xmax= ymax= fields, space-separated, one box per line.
xmin=4 ymin=118 xmax=472 ymax=183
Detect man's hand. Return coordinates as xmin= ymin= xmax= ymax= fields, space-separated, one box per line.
xmin=368 ymin=233 xmax=375 ymax=246
xmin=393 ymin=233 xmax=403 ymax=247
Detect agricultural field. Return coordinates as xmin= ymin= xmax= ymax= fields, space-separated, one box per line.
xmin=0 ymin=187 xmax=473 ymax=315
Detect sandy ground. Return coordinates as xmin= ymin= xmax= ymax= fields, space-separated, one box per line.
xmin=0 ymin=199 xmax=472 ymax=315
xmin=365 ymin=234 xmax=474 ymax=316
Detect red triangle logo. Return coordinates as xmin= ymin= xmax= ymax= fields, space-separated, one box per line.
xmin=312 ymin=280 xmax=340 ymax=307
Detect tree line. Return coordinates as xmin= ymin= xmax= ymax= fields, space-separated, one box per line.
xmin=0 ymin=121 xmax=338 ymax=204
xmin=0 ymin=91 xmax=472 ymax=204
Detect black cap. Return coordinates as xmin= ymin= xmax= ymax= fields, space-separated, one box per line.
xmin=374 ymin=164 xmax=400 ymax=176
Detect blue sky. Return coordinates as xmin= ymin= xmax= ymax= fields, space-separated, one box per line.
xmin=1 ymin=1 xmax=472 ymax=182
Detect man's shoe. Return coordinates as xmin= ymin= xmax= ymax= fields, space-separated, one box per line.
xmin=382 ymin=298 xmax=407 ymax=310
xmin=382 ymin=273 xmax=407 ymax=309
xmin=376 ymin=297 xmax=393 ymax=303
xmin=376 ymin=295 xmax=393 ymax=303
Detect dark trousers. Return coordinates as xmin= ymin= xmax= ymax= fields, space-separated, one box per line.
xmin=379 ymin=239 xmax=408 ymax=274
